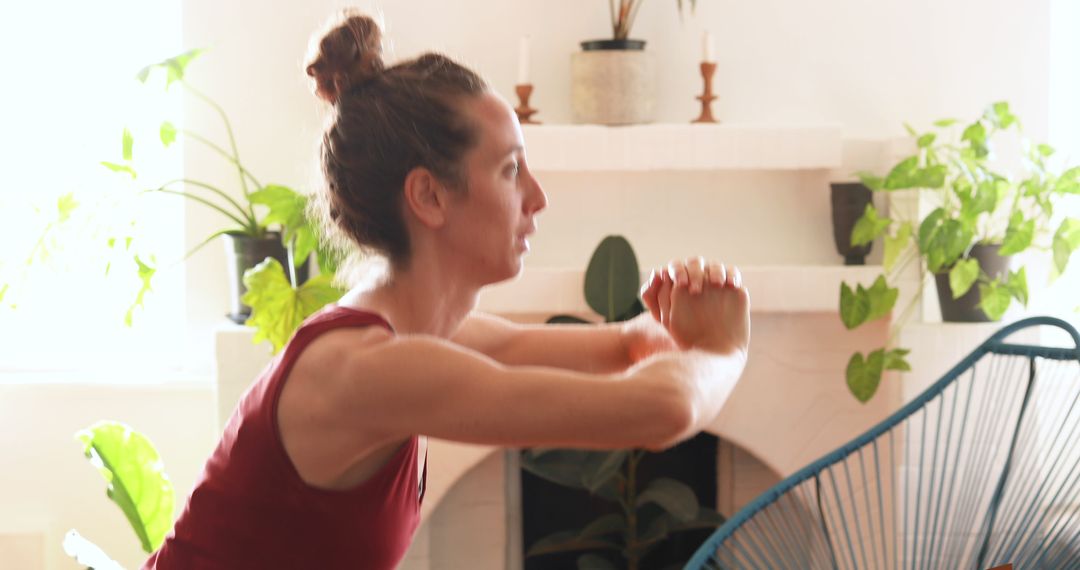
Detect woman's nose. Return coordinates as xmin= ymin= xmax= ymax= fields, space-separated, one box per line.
xmin=527 ymin=174 xmax=547 ymax=215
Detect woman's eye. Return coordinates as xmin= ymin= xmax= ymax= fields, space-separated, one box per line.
xmin=506 ymin=163 xmax=520 ymax=177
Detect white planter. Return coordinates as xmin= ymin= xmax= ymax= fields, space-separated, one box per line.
xmin=571 ymin=49 xmax=656 ymax=125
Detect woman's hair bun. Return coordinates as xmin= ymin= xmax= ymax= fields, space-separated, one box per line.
xmin=305 ymin=10 xmax=384 ymax=104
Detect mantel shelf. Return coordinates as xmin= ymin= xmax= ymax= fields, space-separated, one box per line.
xmin=522 ymin=124 xmax=843 ymax=172
xmin=477 ymin=265 xmax=883 ymax=316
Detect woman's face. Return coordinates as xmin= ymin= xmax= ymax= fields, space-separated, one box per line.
xmin=443 ymin=91 xmax=547 ymax=284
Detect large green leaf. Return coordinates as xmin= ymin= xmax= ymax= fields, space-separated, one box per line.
xmin=926 ymin=219 xmax=973 ymax=273
xmin=584 ymin=236 xmax=640 ymax=322
xmin=75 ymin=421 xmax=175 ymax=553
xmin=635 ymin=477 xmax=699 ymax=522
xmin=948 ymin=258 xmax=980 ymax=299
xmin=242 ymin=258 xmax=343 ymax=353
xmin=918 ymin=208 xmax=946 ymax=252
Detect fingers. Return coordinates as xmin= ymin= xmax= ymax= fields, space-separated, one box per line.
xmin=639 ymin=269 xmax=663 ymax=322
xmin=705 ymin=260 xmax=726 ymax=288
xmin=684 ymin=256 xmax=706 ymax=294
xmin=726 ymin=264 xmax=743 ymax=289
xmin=666 ymin=260 xmax=689 ymax=291
xmin=657 ymin=270 xmax=673 ymax=327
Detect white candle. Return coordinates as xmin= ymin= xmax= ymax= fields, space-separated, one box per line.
xmin=703 ymin=30 xmax=715 ymax=63
xmin=517 ymin=36 xmax=531 ymax=85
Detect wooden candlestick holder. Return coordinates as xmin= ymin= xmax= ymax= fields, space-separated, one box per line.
xmin=692 ymin=62 xmax=719 ymax=124
xmin=515 ymin=84 xmax=540 ymax=124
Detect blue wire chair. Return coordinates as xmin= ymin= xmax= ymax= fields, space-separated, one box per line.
xmin=686 ymin=316 xmax=1080 ymax=570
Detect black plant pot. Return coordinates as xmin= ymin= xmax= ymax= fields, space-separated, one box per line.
xmin=830 ymin=182 xmax=873 ymax=265
xmin=934 ymin=244 xmax=1011 ymax=322
xmin=223 ymin=231 xmax=310 ymax=324
xmin=580 ymin=38 xmax=646 ymax=51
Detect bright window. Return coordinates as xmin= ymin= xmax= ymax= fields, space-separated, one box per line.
xmin=0 ymin=0 xmax=185 ymax=373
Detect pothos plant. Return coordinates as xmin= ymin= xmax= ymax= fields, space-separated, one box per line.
xmin=101 ymin=49 xmax=344 ymax=351
xmin=839 ymin=101 xmax=1080 ymax=402
xmin=523 ymin=235 xmax=725 ymax=570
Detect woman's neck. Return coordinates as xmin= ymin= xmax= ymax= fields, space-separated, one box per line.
xmin=340 ymin=264 xmax=479 ymax=339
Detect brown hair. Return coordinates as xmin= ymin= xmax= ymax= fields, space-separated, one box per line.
xmin=305 ymin=9 xmax=488 ymax=270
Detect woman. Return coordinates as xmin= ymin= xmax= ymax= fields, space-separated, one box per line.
xmin=145 ymin=9 xmax=750 ymax=570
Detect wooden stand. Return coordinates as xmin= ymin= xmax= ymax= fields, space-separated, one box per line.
xmin=692 ymin=62 xmax=719 ymax=124
xmin=515 ymin=84 xmax=540 ymax=124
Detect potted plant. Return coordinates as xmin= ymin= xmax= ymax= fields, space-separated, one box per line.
xmin=101 ymin=49 xmax=343 ymax=344
xmin=572 ymin=1 xmax=698 ymax=125
xmin=523 ymin=236 xmax=724 ymax=570
xmin=838 ymin=101 xmax=1080 ymax=402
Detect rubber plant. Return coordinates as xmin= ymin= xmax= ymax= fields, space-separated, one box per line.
xmin=839 ymin=101 xmax=1080 ymax=402
xmin=101 ymin=49 xmax=343 ymax=349
xmin=64 ymin=421 xmax=175 ymax=570
xmin=522 ymin=235 xmax=725 ymax=570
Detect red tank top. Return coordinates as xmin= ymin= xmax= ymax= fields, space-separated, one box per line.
xmin=145 ymin=305 xmax=426 ymax=570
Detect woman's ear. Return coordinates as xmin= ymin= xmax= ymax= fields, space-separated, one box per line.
xmin=402 ymin=166 xmax=450 ymax=228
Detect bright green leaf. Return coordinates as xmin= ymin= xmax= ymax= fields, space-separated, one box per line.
xmin=160 ymin=122 xmax=177 ymax=147
xmin=1055 ymin=167 xmax=1080 ymax=194
xmin=978 ymin=281 xmax=1011 ymax=321
xmin=57 ymin=193 xmax=79 ymax=223
xmin=883 ymin=348 xmax=911 ymax=372
xmin=101 ymin=161 xmax=136 ymax=179
xmin=865 ymin=275 xmax=899 ymax=322
xmin=125 ymin=255 xmax=155 ymax=327
xmin=933 ymin=118 xmax=959 ymax=128
xmin=635 ymin=477 xmax=699 ymax=522
xmin=917 ymin=133 xmax=936 ymax=148
xmin=122 ymin=128 xmax=134 ymax=161
xmin=840 ymin=282 xmax=869 ymax=330
xmin=136 ymin=48 xmax=206 ymax=88
xmin=883 ymin=156 xmax=922 ymax=190
xmin=918 ymin=208 xmax=946 ymax=252
xmin=851 ymin=204 xmax=890 ymax=247
xmin=1038 ymin=143 xmax=1055 ymax=157
xmin=999 ymin=213 xmax=1035 ymax=255
xmin=948 ymin=259 xmax=980 ymax=299
xmin=242 ymin=258 xmax=343 ymax=353
xmin=75 ymin=421 xmax=175 ymax=553
xmin=1006 ymin=267 xmax=1028 ymax=306
xmin=962 ymin=121 xmax=989 ymax=157
xmin=884 ymin=222 xmax=913 ymax=272
xmin=1053 ymin=218 xmax=1080 ymax=274
xmin=846 ymin=350 xmax=884 ymax=403
xmin=857 ymin=172 xmax=885 ymax=192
